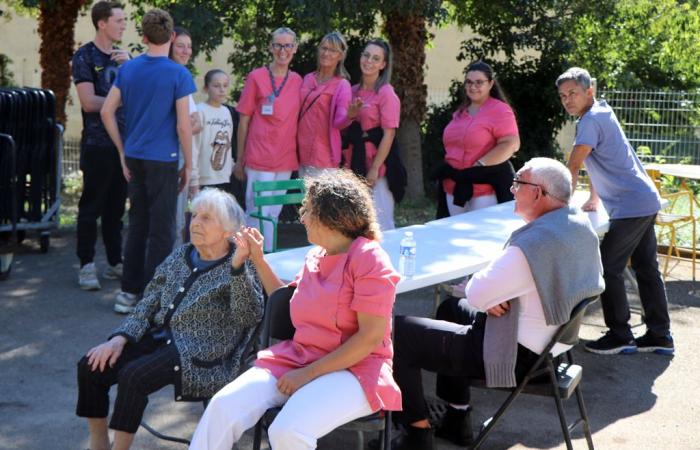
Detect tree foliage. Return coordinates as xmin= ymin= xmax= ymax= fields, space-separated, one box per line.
xmin=443 ymin=0 xmax=700 ymax=168
xmin=568 ymin=0 xmax=700 ymax=90
xmin=3 ymin=0 xmax=89 ymax=124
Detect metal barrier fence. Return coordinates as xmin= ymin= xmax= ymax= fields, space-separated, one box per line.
xmin=599 ymin=89 xmax=700 ymax=163
xmin=63 ymin=136 xmax=80 ymax=175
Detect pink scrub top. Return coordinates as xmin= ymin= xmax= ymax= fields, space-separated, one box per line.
xmin=255 ymin=237 xmax=402 ymax=412
xmin=342 ymin=84 xmax=401 ymax=178
xmin=442 ymin=97 xmax=518 ymax=197
xmin=237 ymin=66 xmax=302 ymax=172
xmin=298 ymin=74 xmax=351 ymax=168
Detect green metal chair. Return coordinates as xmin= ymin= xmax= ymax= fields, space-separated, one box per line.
xmin=250 ymin=179 xmax=306 ymax=253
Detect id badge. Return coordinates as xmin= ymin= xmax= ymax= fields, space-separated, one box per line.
xmin=261 ymin=94 xmax=275 ymax=116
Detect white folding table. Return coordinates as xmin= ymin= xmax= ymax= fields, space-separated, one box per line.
xmin=266 ymin=191 xmax=610 ymax=295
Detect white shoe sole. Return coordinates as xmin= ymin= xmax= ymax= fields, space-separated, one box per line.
xmin=79 ymin=283 xmax=101 ymax=291
xmin=113 ymin=303 xmax=134 ymax=314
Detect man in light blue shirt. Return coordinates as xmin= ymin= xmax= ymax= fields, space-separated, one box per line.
xmin=557 ymin=67 xmax=672 ymax=355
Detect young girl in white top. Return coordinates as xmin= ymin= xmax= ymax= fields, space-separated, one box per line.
xmin=190 ymin=69 xmax=235 ymax=195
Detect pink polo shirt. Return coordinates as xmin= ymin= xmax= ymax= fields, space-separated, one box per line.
xmin=342 ymin=84 xmax=401 ymax=178
xmin=255 ymin=237 xmax=402 ymax=412
xmin=237 ymin=67 xmax=302 ymax=172
xmin=442 ymin=97 xmax=518 ymax=196
xmin=297 ymin=74 xmax=351 ymax=168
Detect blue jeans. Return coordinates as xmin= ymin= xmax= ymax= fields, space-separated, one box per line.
xmin=600 ymin=214 xmax=671 ymax=341
xmin=121 ymin=157 xmax=178 ymax=295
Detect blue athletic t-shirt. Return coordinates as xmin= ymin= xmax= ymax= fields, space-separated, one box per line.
xmin=574 ymin=100 xmax=660 ymax=219
xmin=114 ymin=54 xmax=196 ymax=162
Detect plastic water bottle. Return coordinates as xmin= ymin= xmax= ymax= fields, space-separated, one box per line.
xmin=398 ymin=231 xmax=416 ymax=278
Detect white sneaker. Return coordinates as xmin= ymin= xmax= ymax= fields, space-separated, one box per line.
xmin=114 ymin=290 xmax=139 ymax=314
xmin=78 ymin=263 xmax=101 ymax=291
xmin=104 ymin=263 xmax=123 ymax=280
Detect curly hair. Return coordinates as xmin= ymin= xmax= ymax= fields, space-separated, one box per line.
xmin=302 ymin=170 xmax=381 ymax=241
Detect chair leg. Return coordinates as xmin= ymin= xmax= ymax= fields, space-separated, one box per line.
xmin=355 ymin=430 xmax=364 ymax=450
xmin=574 ymin=384 xmax=595 ymax=450
xmin=140 ymin=421 xmax=191 ymax=445
xmin=253 ymin=421 xmax=263 ymax=450
xmin=470 ymin=380 xmax=529 ymax=449
xmin=546 ymin=358 xmax=574 ymax=450
xmin=384 ymin=411 xmax=392 ymax=450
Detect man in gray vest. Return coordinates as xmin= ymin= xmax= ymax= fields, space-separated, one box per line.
xmin=557 ymin=67 xmax=673 ymax=355
xmin=388 ymin=158 xmax=604 ymax=450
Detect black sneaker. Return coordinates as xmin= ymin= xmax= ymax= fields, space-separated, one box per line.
xmin=635 ymin=332 xmax=674 ymax=355
xmin=585 ymin=332 xmax=637 ymax=355
xmin=435 ymin=406 xmax=473 ymax=446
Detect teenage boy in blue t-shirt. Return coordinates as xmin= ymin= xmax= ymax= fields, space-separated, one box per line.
xmin=557 ymin=67 xmax=673 ymax=355
xmin=101 ymin=8 xmax=196 ymax=314
xmin=72 ymin=1 xmax=129 ymax=291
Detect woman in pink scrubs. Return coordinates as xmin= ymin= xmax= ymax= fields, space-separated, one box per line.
xmin=297 ymin=31 xmax=352 ymax=178
xmin=190 ymin=170 xmax=401 ymax=450
xmin=342 ymin=39 xmax=400 ymax=231
xmin=234 ymin=27 xmax=302 ymax=252
xmin=441 ymin=60 xmax=520 ymax=216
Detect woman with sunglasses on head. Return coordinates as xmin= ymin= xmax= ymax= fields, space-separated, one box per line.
xmin=297 ymin=31 xmax=352 ymax=178
xmin=169 ymin=26 xmax=204 ymax=246
xmin=435 ymin=60 xmax=520 ymax=219
xmin=342 ymin=38 xmax=401 ymax=231
xmin=234 ymin=27 xmax=302 ymax=253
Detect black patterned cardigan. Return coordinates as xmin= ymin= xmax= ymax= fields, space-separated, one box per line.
xmin=111 ymin=244 xmax=263 ymax=401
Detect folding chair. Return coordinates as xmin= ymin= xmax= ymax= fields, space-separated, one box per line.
xmin=470 ymin=297 xmax=597 ymax=450
xmin=646 ymin=168 xmax=697 ymax=281
xmin=250 ymin=179 xmax=305 ymax=253
xmin=252 ymin=286 xmax=392 ymax=450
xmin=140 ymin=317 xmax=264 ymax=445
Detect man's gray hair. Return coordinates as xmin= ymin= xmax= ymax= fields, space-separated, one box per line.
xmin=521 ymin=157 xmax=572 ymax=204
xmin=555 ymin=67 xmax=592 ymax=90
xmin=190 ymin=188 xmax=246 ymax=234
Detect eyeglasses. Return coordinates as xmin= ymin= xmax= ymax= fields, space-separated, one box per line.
xmin=319 ymin=46 xmax=341 ymax=54
xmin=465 ymin=79 xmax=489 ymax=87
xmin=512 ymin=178 xmax=566 ymax=202
xmin=271 ymin=43 xmax=295 ymax=52
xmin=361 ymin=52 xmax=383 ymax=63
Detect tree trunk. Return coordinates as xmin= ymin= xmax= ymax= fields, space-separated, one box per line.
xmin=384 ymin=13 xmax=427 ymax=200
xmin=38 ymin=0 xmax=87 ymax=125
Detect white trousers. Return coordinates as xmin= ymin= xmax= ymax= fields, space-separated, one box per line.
xmin=373 ymin=177 xmax=395 ymax=231
xmin=445 ymin=192 xmax=497 ymax=216
xmin=245 ymin=168 xmax=293 ymax=252
xmin=298 ymin=166 xmax=338 ymax=179
xmin=189 ymin=367 xmax=373 ymax=450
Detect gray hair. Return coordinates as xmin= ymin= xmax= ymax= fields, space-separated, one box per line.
xmin=555 ymin=67 xmax=592 ymax=90
xmin=520 ymin=157 xmax=572 ymax=204
xmin=190 ymin=188 xmax=246 ymax=234
xmin=270 ymin=27 xmax=297 ymax=44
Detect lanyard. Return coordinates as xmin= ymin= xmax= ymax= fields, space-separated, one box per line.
xmin=267 ymin=65 xmax=290 ymax=99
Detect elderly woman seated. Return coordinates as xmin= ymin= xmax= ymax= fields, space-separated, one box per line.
xmin=188 ymin=170 xmax=401 ymax=450
xmin=76 ymin=189 xmax=263 ymax=450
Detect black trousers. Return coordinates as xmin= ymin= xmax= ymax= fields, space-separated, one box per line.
xmin=393 ymin=298 xmax=538 ymax=425
xmin=76 ymin=144 xmax=127 ymax=267
xmin=121 ymin=158 xmax=178 ymax=295
xmin=600 ymin=214 xmax=671 ymax=341
xmin=76 ymin=334 xmax=179 ymax=433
